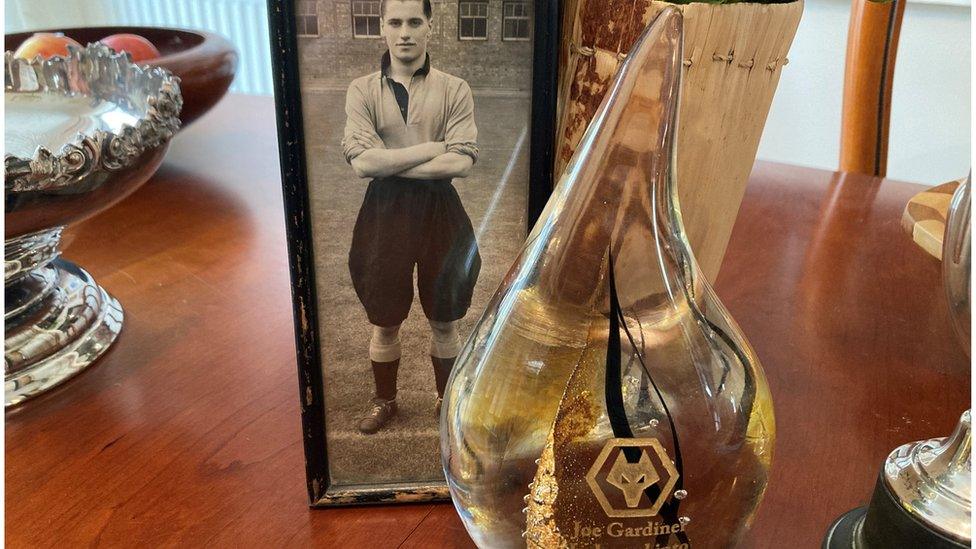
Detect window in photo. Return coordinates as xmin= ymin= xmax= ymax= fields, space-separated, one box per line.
xmin=297 ymin=0 xmax=319 ymax=37
xmin=352 ymin=0 xmax=382 ymax=38
xmin=458 ymin=0 xmax=489 ymax=41
xmin=502 ymin=1 xmax=531 ymax=41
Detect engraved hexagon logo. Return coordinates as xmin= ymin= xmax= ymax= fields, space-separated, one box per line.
xmin=585 ymin=438 xmax=679 ymax=518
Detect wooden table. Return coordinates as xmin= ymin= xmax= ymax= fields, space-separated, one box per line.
xmin=6 ymin=95 xmax=969 ymax=547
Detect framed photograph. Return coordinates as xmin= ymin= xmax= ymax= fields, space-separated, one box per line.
xmin=268 ymin=0 xmax=560 ymax=505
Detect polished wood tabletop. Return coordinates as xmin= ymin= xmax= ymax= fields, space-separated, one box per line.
xmin=6 ymin=95 xmax=969 ymax=548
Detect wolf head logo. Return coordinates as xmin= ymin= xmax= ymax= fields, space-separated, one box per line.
xmin=606 ymin=450 xmax=660 ymax=507
xmin=586 ymin=438 xmax=678 ymax=517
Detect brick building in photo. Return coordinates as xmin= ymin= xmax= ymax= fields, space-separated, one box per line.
xmin=295 ymin=0 xmax=534 ymax=92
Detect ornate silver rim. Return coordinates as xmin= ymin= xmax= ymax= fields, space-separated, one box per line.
xmin=4 ymin=42 xmax=183 ymax=193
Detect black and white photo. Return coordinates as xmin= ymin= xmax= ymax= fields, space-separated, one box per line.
xmin=339 ymin=0 xmax=482 ymax=438
xmin=269 ymin=0 xmax=558 ymax=504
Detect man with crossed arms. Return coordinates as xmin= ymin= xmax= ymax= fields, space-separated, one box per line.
xmin=341 ymin=0 xmax=480 ymax=434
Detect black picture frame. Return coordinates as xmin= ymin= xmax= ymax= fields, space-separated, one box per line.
xmin=267 ymin=0 xmax=560 ymax=506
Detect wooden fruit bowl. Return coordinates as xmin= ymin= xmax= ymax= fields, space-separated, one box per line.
xmin=6 ymin=26 xmax=238 ymax=126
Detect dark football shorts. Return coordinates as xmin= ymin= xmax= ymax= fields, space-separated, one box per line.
xmin=349 ymin=176 xmax=481 ymax=328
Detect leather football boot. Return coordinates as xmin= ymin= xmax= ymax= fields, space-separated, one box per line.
xmin=358 ymin=398 xmax=397 ymax=434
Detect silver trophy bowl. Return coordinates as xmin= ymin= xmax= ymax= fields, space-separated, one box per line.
xmin=4 ymin=44 xmax=182 ymax=407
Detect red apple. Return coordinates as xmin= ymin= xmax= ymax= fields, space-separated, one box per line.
xmin=99 ymin=33 xmax=160 ymax=62
xmin=13 ymin=33 xmax=82 ymax=60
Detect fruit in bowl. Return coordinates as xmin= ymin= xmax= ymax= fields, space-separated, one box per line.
xmin=99 ymin=33 xmax=161 ymax=61
xmin=12 ymin=32 xmax=81 ymax=59
xmin=15 ymin=31 xmax=161 ymax=62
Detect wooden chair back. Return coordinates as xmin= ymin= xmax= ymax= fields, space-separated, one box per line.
xmin=840 ymin=0 xmax=906 ymax=177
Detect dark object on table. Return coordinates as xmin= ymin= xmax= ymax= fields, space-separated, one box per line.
xmin=823 ymin=411 xmax=971 ymax=549
xmin=6 ymin=26 xmax=237 ymax=125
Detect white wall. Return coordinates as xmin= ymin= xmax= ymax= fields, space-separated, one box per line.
xmin=759 ymin=0 xmax=971 ymax=184
xmin=4 ymin=0 xmax=273 ymax=96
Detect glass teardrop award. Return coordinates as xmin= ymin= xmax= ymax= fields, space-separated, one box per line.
xmin=441 ymin=8 xmax=774 ymax=548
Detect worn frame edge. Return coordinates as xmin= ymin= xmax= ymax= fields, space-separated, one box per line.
xmin=267 ymin=0 xmax=331 ymax=505
xmin=314 ymin=482 xmax=451 ymax=506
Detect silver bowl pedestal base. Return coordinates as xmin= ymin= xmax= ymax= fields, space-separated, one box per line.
xmin=5 ymin=228 xmax=123 ymax=408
